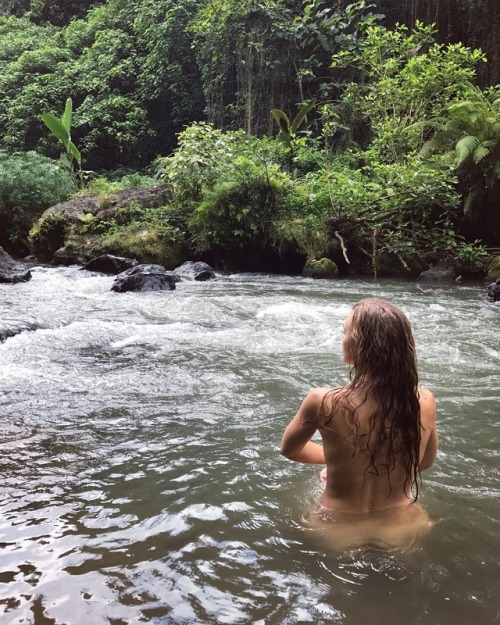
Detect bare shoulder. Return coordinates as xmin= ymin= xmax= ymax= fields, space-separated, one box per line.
xmin=299 ymin=387 xmax=334 ymax=422
xmin=418 ymin=387 xmax=437 ymax=428
xmin=301 ymin=387 xmax=331 ymax=409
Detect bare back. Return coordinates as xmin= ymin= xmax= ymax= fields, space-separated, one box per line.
xmin=317 ymin=386 xmax=437 ymax=512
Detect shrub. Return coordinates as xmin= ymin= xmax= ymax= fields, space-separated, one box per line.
xmin=453 ymin=240 xmax=490 ymax=275
xmin=0 ymin=150 xmax=77 ymax=253
xmin=157 ymin=122 xmax=284 ymax=201
xmin=188 ymin=162 xmax=293 ymax=253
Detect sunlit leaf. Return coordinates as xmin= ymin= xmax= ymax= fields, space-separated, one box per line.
xmin=41 ymin=113 xmax=69 ymax=147
xmin=61 ymin=97 xmax=73 ymax=135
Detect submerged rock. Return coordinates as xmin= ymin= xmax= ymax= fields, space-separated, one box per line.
xmin=84 ymin=254 xmax=138 ymax=275
xmin=0 ymin=247 xmax=32 ymax=283
xmin=172 ymin=261 xmax=215 ymax=281
xmin=111 ymin=264 xmax=176 ymax=293
xmin=0 ymin=319 xmax=38 ymax=342
xmin=487 ymin=278 xmax=500 ymax=302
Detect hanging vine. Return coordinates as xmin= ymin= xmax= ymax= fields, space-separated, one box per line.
xmin=189 ymin=0 xmax=300 ymax=135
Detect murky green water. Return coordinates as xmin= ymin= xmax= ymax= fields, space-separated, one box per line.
xmin=1 ymin=266 xmax=499 ymax=624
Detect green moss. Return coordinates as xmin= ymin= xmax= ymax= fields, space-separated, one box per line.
xmin=97 ymin=225 xmax=184 ymax=269
xmin=305 ymin=257 xmax=339 ymax=278
xmin=28 ymin=214 xmax=68 ymax=261
xmin=486 ymin=255 xmax=500 ymax=280
xmin=275 ymin=216 xmax=331 ymax=260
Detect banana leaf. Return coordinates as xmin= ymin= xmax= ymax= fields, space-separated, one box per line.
xmin=61 ymin=98 xmax=73 ymax=135
xmin=41 ymin=113 xmax=69 ymax=147
xmin=290 ymin=99 xmax=316 ymax=133
xmin=271 ymin=109 xmax=290 ymax=134
xmin=68 ymin=140 xmax=81 ymax=165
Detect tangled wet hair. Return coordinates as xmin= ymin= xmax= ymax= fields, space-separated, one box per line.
xmin=326 ymin=299 xmax=422 ymax=500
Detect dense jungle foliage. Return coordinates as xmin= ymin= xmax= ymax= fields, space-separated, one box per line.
xmin=1 ymin=0 xmax=499 ymax=275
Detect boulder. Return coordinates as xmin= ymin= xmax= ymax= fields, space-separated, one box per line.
xmin=38 ymin=184 xmax=172 ymax=225
xmin=84 ymin=254 xmax=138 ymax=275
xmin=487 ymin=278 xmax=500 ymax=302
xmin=301 ymin=258 xmax=339 ymax=279
xmin=485 ymin=255 xmax=500 ymax=281
xmin=111 ymin=264 xmax=176 ymax=293
xmin=417 ymin=259 xmax=457 ymax=283
xmin=52 ymin=249 xmax=86 ymax=266
xmin=0 ymin=246 xmax=32 ymax=283
xmin=172 ymin=261 xmax=215 ymax=281
xmin=29 ymin=184 xmax=173 ymax=263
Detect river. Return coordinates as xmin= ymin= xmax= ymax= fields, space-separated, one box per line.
xmin=0 ymin=266 xmax=499 ymax=625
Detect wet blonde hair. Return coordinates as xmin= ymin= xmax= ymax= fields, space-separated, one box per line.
xmin=326 ymin=299 xmax=421 ymax=500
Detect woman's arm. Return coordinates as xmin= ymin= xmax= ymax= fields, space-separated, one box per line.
xmin=420 ymin=425 xmax=438 ymax=471
xmin=419 ymin=388 xmax=438 ymax=471
xmin=280 ymin=389 xmax=326 ymax=464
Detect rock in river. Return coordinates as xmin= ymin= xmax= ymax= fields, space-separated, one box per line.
xmin=0 ymin=247 xmax=31 ymax=283
xmin=111 ymin=264 xmax=176 ymax=293
xmin=172 ymin=261 xmax=215 ymax=281
xmin=84 ymin=254 xmax=138 ymax=275
xmin=487 ymin=278 xmax=500 ymax=302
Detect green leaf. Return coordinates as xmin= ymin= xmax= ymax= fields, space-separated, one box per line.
xmin=41 ymin=113 xmax=69 ymax=147
xmin=455 ymin=135 xmax=480 ymax=167
xmin=472 ymin=140 xmax=495 ymax=164
xmin=61 ymin=97 xmax=73 ymax=135
xmin=463 ymin=185 xmax=484 ymax=215
xmin=60 ymin=153 xmax=72 ymax=169
xmin=68 ymin=140 xmax=81 ymax=165
xmin=290 ymin=98 xmax=316 ymax=134
xmin=271 ymin=109 xmax=290 ymax=134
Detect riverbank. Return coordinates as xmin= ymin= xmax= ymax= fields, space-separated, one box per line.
xmin=20 ymin=184 xmax=498 ymax=283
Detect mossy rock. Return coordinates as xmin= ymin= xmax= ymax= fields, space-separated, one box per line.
xmin=377 ymin=251 xmax=426 ymax=277
xmin=52 ymin=224 xmax=186 ymax=269
xmin=96 ymin=225 xmax=185 ymax=269
xmin=302 ymin=257 xmax=339 ymax=279
xmin=29 ymin=214 xmax=68 ymax=262
xmin=485 ymin=255 xmax=500 ymax=281
xmin=30 ymin=184 xmax=173 ymax=262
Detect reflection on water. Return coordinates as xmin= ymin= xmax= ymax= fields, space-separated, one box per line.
xmin=0 ymin=267 xmax=499 ymax=624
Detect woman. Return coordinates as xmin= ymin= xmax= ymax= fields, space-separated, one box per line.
xmin=280 ymin=299 xmax=438 ymax=549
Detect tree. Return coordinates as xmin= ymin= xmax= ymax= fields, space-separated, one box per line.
xmin=420 ymin=89 xmax=500 ymax=233
xmin=189 ymin=0 xmax=300 ymax=135
xmin=325 ymin=22 xmax=485 ymax=161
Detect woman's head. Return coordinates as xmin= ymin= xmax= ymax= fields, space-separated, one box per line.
xmin=343 ymin=299 xmax=417 ymax=384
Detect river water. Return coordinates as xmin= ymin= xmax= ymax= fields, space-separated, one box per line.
xmin=0 ymin=266 xmax=499 ymax=625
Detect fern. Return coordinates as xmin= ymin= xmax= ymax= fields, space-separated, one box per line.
xmin=455 ymin=135 xmax=480 ymax=167
xmin=472 ymin=140 xmax=496 ymax=164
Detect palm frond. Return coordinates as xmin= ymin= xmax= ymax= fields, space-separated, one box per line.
xmin=472 ymin=143 xmax=492 ymax=164
xmin=455 ymin=135 xmax=480 ymax=167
